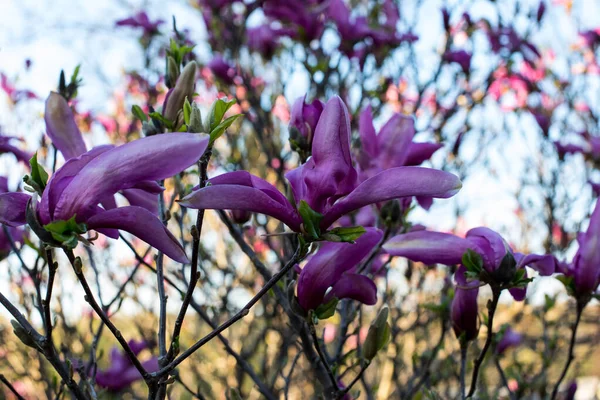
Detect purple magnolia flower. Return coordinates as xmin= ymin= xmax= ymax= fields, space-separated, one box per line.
xmin=289 ymin=94 xmax=324 ymax=150
xmin=0 ymin=134 xmax=31 ymax=166
xmin=496 ymin=326 xmax=523 ymax=355
xmin=45 ymin=93 xmax=87 ymax=161
xmin=452 ymin=267 xmax=480 ymax=341
xmin=262 ymin=0 xmax=326 ymax=42
xmin=557 ymin=199 xmax=600 ymax=295
xmin=44 ymin=92 xmax=161 ymax=215
xmin=246 ymin=25 xmax=294 ymax=57
xmin=297 ymin=228 xmax=382 ymax=311
xmin=554 ymin=131 xmax=600 ymax=160
xmin=179 ymin=97 xmax=461 ymax=233
xmin=443 ymin=50 xmax=472 ymax=74
xmin=565 ymin=381 xmax=578 ymax=400
xmin=328 ymin=0 xmax=372 ymax=43
xmin=0 ymin=177 xmax=25 ymax=259
xmin=0 ymin=133 xmax=209 ymax=262
xmin=207 ymin=55 xmax=236 ymax=85
xmin=357 ymin=105 xmax=443 ymax=211
xmin=384 ymin=227 xmax=555 ymax=299
xmin=115 ymin=11 xmax=163 ymax=37
xmin=96 ymin=339 xmax=159 ymax=392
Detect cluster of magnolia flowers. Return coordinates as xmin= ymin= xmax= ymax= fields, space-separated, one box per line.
xmin=0 ymin=56 xmax=599 ymax=394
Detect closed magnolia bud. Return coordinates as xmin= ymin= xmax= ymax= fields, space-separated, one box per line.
xmin=363 ymin=306 xmax=391 ymax=360
xmin=289 ymin=94 xmax=324 ymax=155
xmin=188 ymin=102 xmax=203 ymax=133
xmin=163 ymin=61 xmax=197 ymax=123
xmin=451 ymin=287 xmax=479 ymax=342
xmin=165 ymin=56 xmax=180 ymax=89
xmin=11 ymin=320 xmax=38 ymax=349
xmin=230 ymin=209 xmax=251 ymax=224
xmin=490 ymin=251 xmax=517 ymax=284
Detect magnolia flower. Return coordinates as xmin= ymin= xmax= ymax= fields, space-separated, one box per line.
xmin=207 ymin=55 xmax=236 ymax=85
xmin=289 ymin=94 xmax=324 ymax=153
xmin=452 ymin=267 xmax=480 ymax=341
xmin=384 ymin=227 xmax=555 ymax=299
xmin=179 ymin=97 xmax=461 ymax=234
xmin=0 ymin=129 xmax=31 ymax=166
xmin=297 ymin=228 xmax=382 ymax=311
xmin=246 ymin=25 xmax=294 ymax=57
xmin=357 ymin=105 xmax=443 ymax=211
xmin=96 ymin=340 xmax=159 ymax=392
xmin=262 ymin=0 xmax=326 ymax=42
xmin=553 ymin=131 xmax=600 ymax=160
xmin=556 ymin=199 xmax=600 ymax=295
xmin=443 ymin=50 xmax=472 ymax=74
xmin=44 ymin=92 xmax=161 ymax=215
xmin=496 ymin=327 xmax=523 ymax=355
xmin=0 ymin=133 xmax=209 ymax=262
xmin=115 ymin=11 xmax=164 ymax=38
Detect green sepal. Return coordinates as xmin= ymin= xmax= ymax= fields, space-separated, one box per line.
xmin=148 ymin=112 xmax=173 ymax=130
xmin=298 ymin=200 xmax=323 ymax=240
xmin=43 ymin=215 xmax=87 ymax=249
xmin=321 ymin=225 xmax=366 ymax=243
xmin=29 ymin=153 xmax=49 ymax=191
xmin=314 ymin=297 xmax=338 ymax=320
xmin=462 ymin=249 xmax=483 ymax=273
xmin=183 ymin=97 xmax=192 ymax=125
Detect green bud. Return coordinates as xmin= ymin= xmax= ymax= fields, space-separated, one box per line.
xmin=491 ymin=251 xmax=517 ymax=284
xmin=11 ymin=320 xmax=38 ymax=349
xmin=188 ymin=102 xmax=204 ymax=133
xmin=363 ymin=306 xmax=391 ymax=360
xmin=298 ymin=200 xmax=323 ymax=240
xmin=165 ymin=56 xmax=180 ymax=89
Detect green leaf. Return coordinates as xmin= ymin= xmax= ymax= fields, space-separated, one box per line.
xmin=462 ymin=249 xmax=483 ymax=273
xmin=132 ymin=105 xmax=148 ymax=122
xmin=322 ymin=225 xmax=366 ymax=243
xmin=314 ymin=297 xmax=338 ymax=319
xmin=205 ymin=98 xmax=237 ymax=133
xmin=210 ymin=114 xmax=242 ymax=144
xmin=148 ymin=112 xmax=173 ymax=129
xmin=298 ymin=200 xmax=323 ymax=240
xmin=183 ymin=97 xmax=192 ymax=125
xmin=29 ymin=153 xmax=49 ymax=190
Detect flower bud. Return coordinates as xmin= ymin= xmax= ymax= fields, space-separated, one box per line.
xmin=188 ymin=102 xmax=203 ymax=133
xmin=363 ymin=306 xmax=391 ymax=360
xmin=289 ymin=95 xmax=324 ymax=155
xmin=11 ymin=320 xmax=38 ymax=349
xmin=165 ymin=56 xmax=180 ymax=89
xmin=490 ymin=251 xmax=517 ymax=284
xmin=451 ymin=287 xmax=479 ymax=342
xmin=163 ymin=61 xmax=197 ymax=124
xmin=495 ymin=326 xmax=523 ymax=355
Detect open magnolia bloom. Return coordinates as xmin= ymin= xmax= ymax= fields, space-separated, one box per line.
xmin=0 ymin=132 xmax=209 ymax=263
xmin=297 ymin=228 xmax=383 ymax=311
xmin=556 ymin=199 xmax=600 ymax=296
xmin=45 ymin=92 xmax=161 ymax=215
xmin=384 ymin=227 xmax=556 ymax=300
xmin=179 ymin=96 xmax=461 ymax=237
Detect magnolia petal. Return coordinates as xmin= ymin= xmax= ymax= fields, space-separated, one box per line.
xmin=466 ymin=227 xmax=510 ymax=271
xmin=44 ymin=92 xmax=87 ymax=160
xmin=121 ymin=188 xmax=159 ymax=215
xmin=405 ymin=142 xmax=443 ymax=166
xmin=327 ymin=273 xmax=377 ymax=305
xmin=54 ymin=133 xmax=209 ymax=221
xmin=377 ymin=114 xmax=415 ymax=169
xmin=0 ymin=192 xmax=30 ymax=227
xmin=86 ymin=206 xmax=188 ymax=263
xmin=38 ymin=145 xmax=113 ymax=224
xmin=358 ymin=106 xmax=378 ymax=159
xmin=179 ymin=184 xmax=302 ymax=231
xmin=322 ymin=167 xmax=461 ymax=228
xmin=383 ymin=230 xmax=472 ymax=265
xmin=515 ymin=253 xmax=556 ymax=276
xmin=297 ymin=228 xmax=382 ymax=310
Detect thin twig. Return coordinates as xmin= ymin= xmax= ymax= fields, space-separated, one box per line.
xmin=150 ymin=247 xmax=301 ymax=380
xmin=309 ymin=319 xmax=339 ymax=396
xmin=550 ymin=300 xmax=585 ymax=400
xmin=466 ymin=286 xmax=501 ymax=398
xmin=0 ymin=374 xmax=26 ymax=400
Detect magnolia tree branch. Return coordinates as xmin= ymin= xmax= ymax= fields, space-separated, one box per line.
xmin=550 ymin=300 xmax=586 ymax=400
xmin=149 ymin=247 xmax=302 ymax=380
xmin=0 ymin=374 xmax=26 ymax=400
xmin=466 ymin=286 xmax=501 ymax=398
xmin=65 ymin=250 xmax=150 ymax=382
